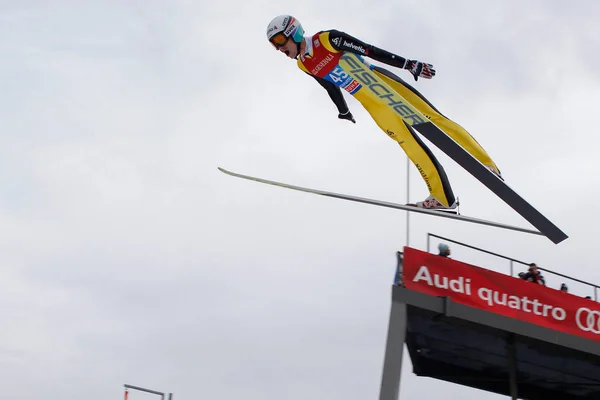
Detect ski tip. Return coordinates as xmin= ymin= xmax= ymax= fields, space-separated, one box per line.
xmin=218 ymin=167 xmax=244 ymax=179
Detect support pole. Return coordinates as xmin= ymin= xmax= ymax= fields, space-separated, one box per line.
xmin=507 ymin=335 xmax=519 ymax=400
xmin=379 ymin=297 xmax=408 ymax=400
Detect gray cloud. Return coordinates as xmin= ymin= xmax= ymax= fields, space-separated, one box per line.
xmin=0 ymin=1 xmax=598 ymax=399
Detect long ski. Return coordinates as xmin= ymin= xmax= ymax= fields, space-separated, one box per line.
xmin=412 ymin=122 xmax=568 ymax=244
xmin=336 ymin=54 xmax=568 ymax=244
xmin=218 ymin=167 xmax=544 ymax=238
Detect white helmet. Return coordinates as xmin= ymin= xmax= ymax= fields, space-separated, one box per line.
xmin=266 ymin=15 xmax=305 ymax=48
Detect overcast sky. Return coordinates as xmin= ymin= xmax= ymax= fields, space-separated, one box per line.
xmin=1 ymin=1 xmax=600 ymax=399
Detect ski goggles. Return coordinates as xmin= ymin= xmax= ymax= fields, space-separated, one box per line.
xmin=269 ymin=32 xmax=289 ymax=49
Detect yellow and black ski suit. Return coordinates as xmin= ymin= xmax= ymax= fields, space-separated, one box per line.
xmin=297 ymin=29 xmax=500 ymax=207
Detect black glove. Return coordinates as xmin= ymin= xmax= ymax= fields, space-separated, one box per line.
xmin=404 ymin=59 xmax=436 ymax=81
xmin=338 ymin=111 xmax=356 ymax=123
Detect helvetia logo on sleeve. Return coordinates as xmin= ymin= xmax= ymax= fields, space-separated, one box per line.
xmin=343 ymin=40 xmax=367 ymax=54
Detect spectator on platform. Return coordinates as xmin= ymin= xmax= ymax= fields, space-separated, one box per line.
xmin=438 ymin=243 xmax=451 ymax=258
xmin=522 ymin=263 xmax=546 ymax=286
xmin=560 ymin=283 xmax=568 ymax=293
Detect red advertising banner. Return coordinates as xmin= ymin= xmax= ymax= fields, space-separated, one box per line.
xmin=402 ymin=247 xmax=600 ymax=342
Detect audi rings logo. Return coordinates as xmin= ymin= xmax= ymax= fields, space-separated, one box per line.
xmin=576 ymin=307 xmax=600 ymax=334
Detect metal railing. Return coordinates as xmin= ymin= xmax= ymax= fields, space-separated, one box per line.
xmin=426 ymin=233 xmax=600 ymax=301
xmin=124 ymin=384 xmax=173 ymax=400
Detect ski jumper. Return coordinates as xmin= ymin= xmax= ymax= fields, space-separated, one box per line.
xmin=297 ymin=30 xmax=500 ymax=207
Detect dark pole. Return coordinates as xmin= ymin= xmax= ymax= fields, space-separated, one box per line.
xmin=506 ymin=335 xmax=518 ymax=400
xmin=124 ymin=384 xmax=165 ymax=400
